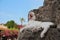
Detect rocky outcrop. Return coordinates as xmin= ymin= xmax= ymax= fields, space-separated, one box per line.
xmin=30 ymin=0 xmax=60 ymax=25
xmin=17 ymin=28 xmax=60 ymax=40
xmin=17 ymin=0 xmax=60 ymax=40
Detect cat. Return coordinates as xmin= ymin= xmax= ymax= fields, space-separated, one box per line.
xmin=20 ymin=12 xmax=54 ymax=38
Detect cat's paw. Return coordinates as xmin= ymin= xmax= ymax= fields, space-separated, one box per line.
xmin=40 ymin=33 xmax=45 ymax=38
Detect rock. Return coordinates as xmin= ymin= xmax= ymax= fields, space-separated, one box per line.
xmin=17 ymin=0 xmax=60 ymax=40
xmin=29 ymin=0 xmax=60 ymax=25
xmin=17 ymin=28 xmax=60 ymax=40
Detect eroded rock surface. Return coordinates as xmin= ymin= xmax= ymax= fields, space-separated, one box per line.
xmin=30 ymin=0 xmax=60 ymax=25
xmin=17 ymin=0 xmax=60 ymax=40
xmin=18 ymin=28 xmax=60 ymax=40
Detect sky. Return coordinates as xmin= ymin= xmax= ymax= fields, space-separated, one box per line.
xmin=0 ymin=0 xmax=44 ymax=24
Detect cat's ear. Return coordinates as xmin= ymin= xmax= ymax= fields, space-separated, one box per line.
xmin=28 ymin=12 xmax=35 ymax=20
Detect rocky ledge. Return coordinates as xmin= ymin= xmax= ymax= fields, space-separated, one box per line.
xmin=17 ymin=28 xmax=60 ymax=40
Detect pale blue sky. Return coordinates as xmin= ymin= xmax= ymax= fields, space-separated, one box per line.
xmin=0 ymin=0 xmax=44 ymax=24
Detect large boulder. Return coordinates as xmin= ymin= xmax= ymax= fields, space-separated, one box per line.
xmin=30 ymin=0 xmax=60 ymax=25
xmin=17 ymin=28 xmax=60 ymax=40
xmin=17 ymin=0 xmax=60 ymax=40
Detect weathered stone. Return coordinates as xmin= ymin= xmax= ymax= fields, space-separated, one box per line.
xmin=30 ymin=0 xmax=60 ymax=25
xmin=18 ymin=28 xmax=60 ymax=40
xmin=17 ymin=0 xmax=60 ymax=40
